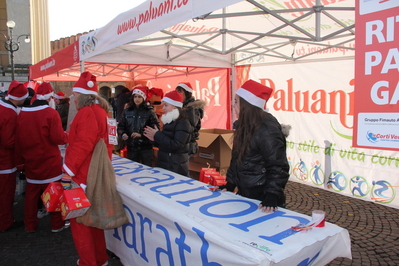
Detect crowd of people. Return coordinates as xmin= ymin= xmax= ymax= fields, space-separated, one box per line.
xmin=0 ymin=73 xmax=291 ymax=264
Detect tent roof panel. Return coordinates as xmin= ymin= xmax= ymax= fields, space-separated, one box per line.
xmin=30 ymin=0 xmax=355 ymax=81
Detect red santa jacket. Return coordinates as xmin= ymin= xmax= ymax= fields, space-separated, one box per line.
xmin=63 ymin=104 xmax=112 ymax=186
xmin=16 ymin=102 xmax=68 ymax=183
xmin=0 ymin=99 xmax=19 ymax=174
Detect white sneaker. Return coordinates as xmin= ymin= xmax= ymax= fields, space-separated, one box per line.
xmin=51 ymin=226 xmax=65 ymax=233
xmin=64 ymin=220 xmax=70 ymax=228
xmin=77 ymin=259 xmax=108 ymax=266
xmin=37 ymin=209 xmax=49 ymax=219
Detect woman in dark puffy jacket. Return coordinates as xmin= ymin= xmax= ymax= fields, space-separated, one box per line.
xmin=117 ymin=86 xmax=159 ymax=166
xmin=216 ymin=80 xmax=289 ymax=213
xmin=144 ymin=91 xmax=192 ymax=176
xmin=175 ymin=82 xmax=206 ymax=156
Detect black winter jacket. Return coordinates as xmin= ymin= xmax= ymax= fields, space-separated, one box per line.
xmin=154 ymin=117 xmax=192 ymax=176
xmin=117 ymin=104 xmax=159 ymax=151
xmin=226 ymin=113 xmax=289 ymax=207
xmin=56 ymin=98 xmax=70 ymax=131
xmin=183 ymin=97 xmax=206 ymax=155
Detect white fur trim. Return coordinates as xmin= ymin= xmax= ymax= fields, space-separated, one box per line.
xmin=26 ymin=174 xmax=63 ymax=184
xmin=178 ymin=83 xmax=193 ymax=93
xmin=21 ymin=105 xmax=49 ymax=112
xmin=162 ymin=97 xmax=183 ymax=108
xmin=0 ymin=167 xmax=17 ymax=174
xmin=5 ymin=92 xmax=29 ymax=101
xmin=62 ymin=164 xmax=75 ymax=176
xmin=73 ymin=87 xmax=98 ymax=95
xmin=37 ymin=92 xmax=54 ymax=100
xmin=0 ymin=100 xmax=18 ymax=113
xmin=54 ymin=94 xmax=64 ymax=99
xmin=132 ymin=88 xmax=147 ymax=100
xmin=236 ymin=87 xmax=267 ymax=111
xmin=161 ymin=108 xmax=180 ymax=124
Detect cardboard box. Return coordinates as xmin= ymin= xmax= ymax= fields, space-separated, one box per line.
xmin=41 ymin=182 xmax=64 ymax=212
xmin=190 ymin=128 xmax=234 ymax=171
xmin=59 ymin=188 xmax=91 ymax=220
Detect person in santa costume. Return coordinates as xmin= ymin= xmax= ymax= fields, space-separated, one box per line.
xmin=16 ymin=82 xmax=68 ymax=232
xmin=212 ymin=80 xmax=289 ymax=213
xmin=143 ymin=90 xmax=192 ymax=176
xmin=117 ymin=85 xmax=160 ymax=166
xmin=54 ymin=91 xmax=70 ymax=130
xmin=62 ymin=71 xmax=112 ymax=266
xmin=0 ymin=81 xmax=28 ymax=232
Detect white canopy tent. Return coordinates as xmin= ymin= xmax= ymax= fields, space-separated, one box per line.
xmin=31 ymin=0 xmax=355 ymax=81
xmin=81 ymin=0 xmax=355 ymax=65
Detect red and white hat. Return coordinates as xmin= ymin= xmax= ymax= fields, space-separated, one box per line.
xmin=54 ymin=91 xmax=65 ymax=99
xmin=162 ymin=91 xmax=183 ymax=108
xmin=132 ymin=86 xmax=148 ymax=101
xmin=5 ymin=80 xmax=28 ymax=101
xmin=177 ymin=82 xmax=193 ymax=93
xmin=236 ymin=79 xmax=273 ymax=111
xmin=36 ymin=82 xmax=54 ymax=100
xmin=72 ymin=71 xmax=98 ymax=95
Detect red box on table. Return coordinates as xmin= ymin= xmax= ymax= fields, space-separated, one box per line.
xmin=210 ymin=173 xmax=227 ymax=186
xmin=59 ymin=187 xmax=91 ymax=220
xmin=199 ymin=168 xmax=217 ymax=184
xmin=41 ymin=182 xmax=63 ymax=212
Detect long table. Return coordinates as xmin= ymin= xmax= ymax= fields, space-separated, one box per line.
xmin=105 ymin=156 xmax=352 ymax=266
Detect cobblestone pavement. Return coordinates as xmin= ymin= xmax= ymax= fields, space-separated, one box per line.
xmin=1 ymin=180 xmax=398 ymax=266
xmin=285 ymin=181 xmax=399 ymax=266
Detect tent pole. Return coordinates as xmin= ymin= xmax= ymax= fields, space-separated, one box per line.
xmin=230 ymin=53 xmax=236 ymax=129
xmin=222 ymin=7 xmax=226 ymax=53
xmin=315 ymin=0 xmax=322 ymax=41
xmin=80 ymin=60 xmax=85 ymax=73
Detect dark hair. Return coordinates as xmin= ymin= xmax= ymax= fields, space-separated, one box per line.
xmin=115 ymin=85 xmax=129 ymax=97
xmin=233 ymin=97 xmax=266 ymax=163
xmin=127 ymin=94 xmax=146 ymax=110
xmin=176 ymin=86 xmax=192 ymax=100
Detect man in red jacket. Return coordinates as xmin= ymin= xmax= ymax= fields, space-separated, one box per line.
xmin=0 ymin=81 xmax=28 ymax=232
xmin=16 ymin=82 xmax=68 ymax=233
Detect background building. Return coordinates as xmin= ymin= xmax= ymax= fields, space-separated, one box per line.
xmin=0 ymin=0 xmax=49 ymax=90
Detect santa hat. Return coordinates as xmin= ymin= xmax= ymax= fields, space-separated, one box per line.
xmin=36 ymin=82 xmax=54 ymax=100
xmin=72 ymin=71 xmax=98 ymax=95
xmin=177 ymin=82 xmax=193 ymax=93
xmin=132 ymin=86 xmax=148 ymax=101
xmin=24 ymin=81 xmax=39 ymax=92
xmin=162 ymin=91 xmax=183 ymax=108
xmin=236 ymin=80 xmax=273 ymax=111
xmin=5 ymin=80 xmax=28 ymax=101
xmin=54 ymin=91 xmax=65 ymax=99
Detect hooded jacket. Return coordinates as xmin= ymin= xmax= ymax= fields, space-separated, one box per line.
xmin=183 ymin=97 xmax=206 ymax=155
xmin=154 ymin=116 xmax=192 ymax=176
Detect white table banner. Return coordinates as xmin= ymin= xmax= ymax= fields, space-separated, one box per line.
xmin=106 ymin=156 xmax=351 ymax=266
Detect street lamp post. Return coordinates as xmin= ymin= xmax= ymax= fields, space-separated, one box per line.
xmin=0 ymin=20 xmax=31 ymax=81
